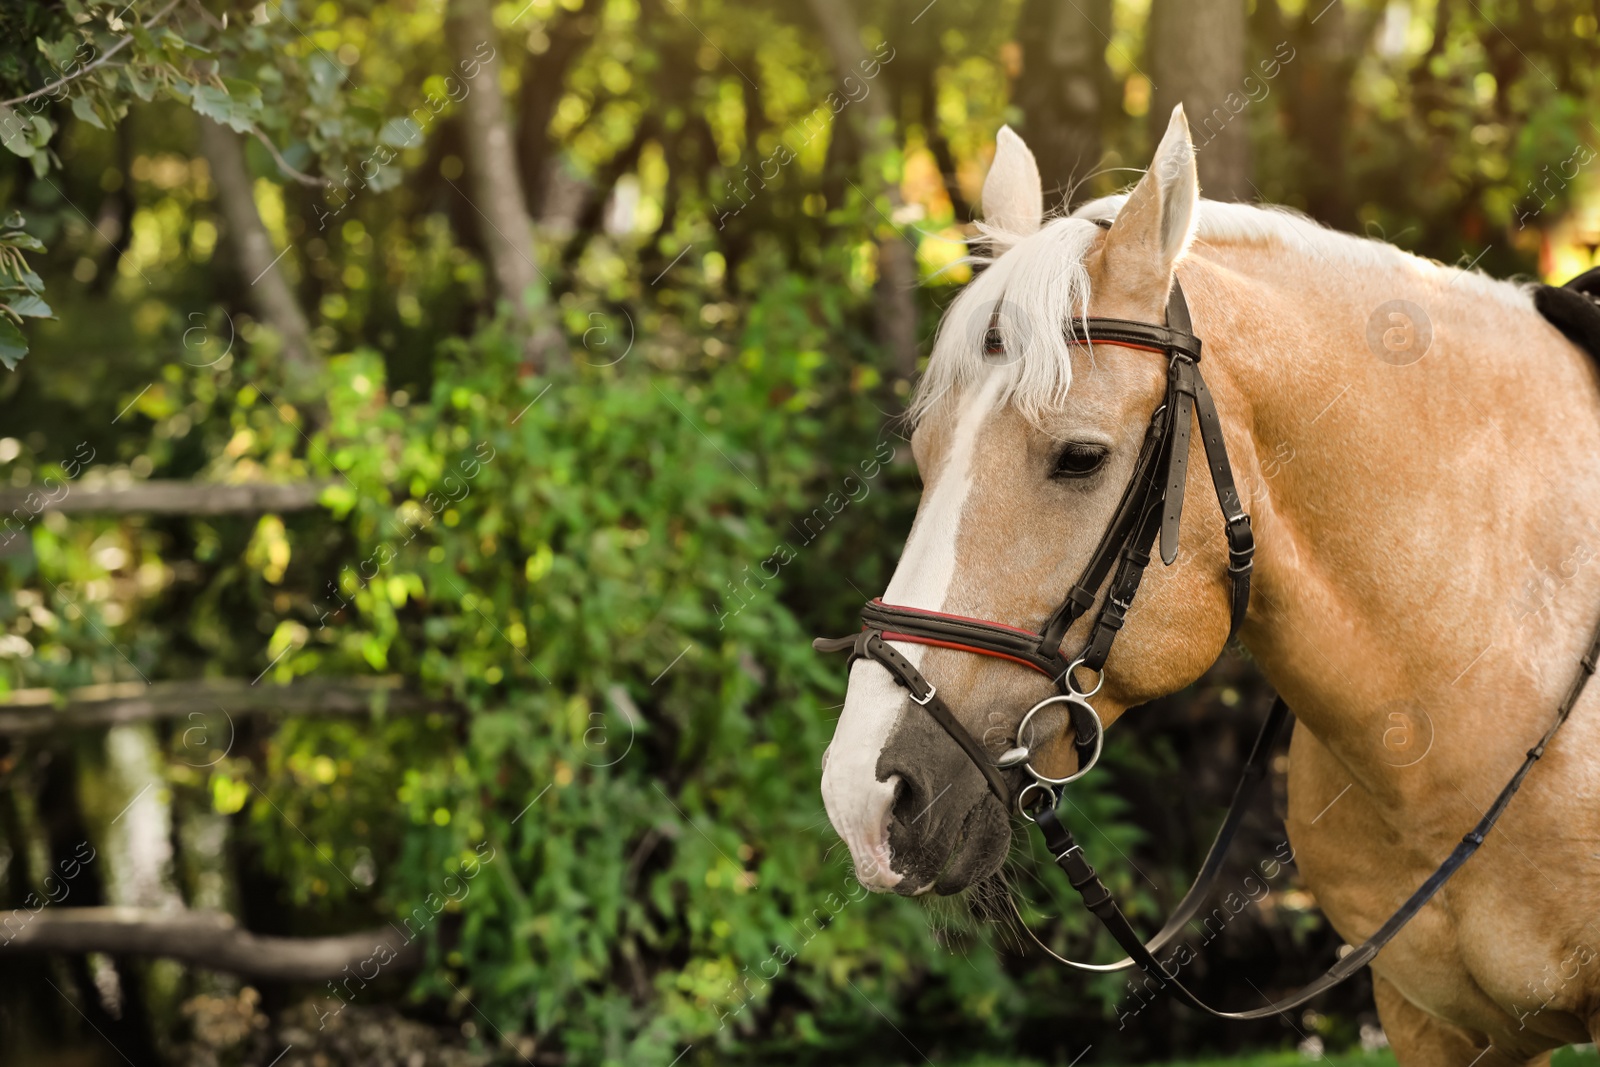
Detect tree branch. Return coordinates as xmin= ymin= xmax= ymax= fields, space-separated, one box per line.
xmin=0 ymin=676 xmax=454 ymax=736
xmin=251 ymin=125 xmax=329 ymax=188
xmin=0 ymin=480 xmax=330 ymax=516
xmin=0 ymin=0 xmax=183 ymax=109
xmin=0 ymin=908 xmax=423 ymax=981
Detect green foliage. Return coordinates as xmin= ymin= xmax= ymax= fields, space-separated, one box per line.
xmin=0 ymin=210 xmax=48 ymax=368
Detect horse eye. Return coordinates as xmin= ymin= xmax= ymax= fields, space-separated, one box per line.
xmin=1052 ymin=444 xmax=1108 ymax=479
xmin=983 ymin=327 xmax=1006 ymax=355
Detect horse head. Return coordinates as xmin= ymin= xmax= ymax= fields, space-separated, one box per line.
xmin=821 ymin=107 xmax=1258 ymax=896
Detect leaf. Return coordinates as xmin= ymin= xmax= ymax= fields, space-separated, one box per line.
xmin=0 ymin=232 xmax=46 ymax=254
xmin=379 ymin=117 xmax=421 ymax=148
xmin=0 ymin=108 xmax=36 ymax=158
xmin=71 ymin=94 xmax=107 ymax=131
xmin=221 ymin=77 xmax=262 ymax=109
xmin=189 ymin=84 xmax=252 ymax=132
xmin=36 ymin=35 xmax=84 ymax=72
xmin=0 ymin=318 xmax=27 ymax=370
xmin=364 ymin=162 xmax=403 ymax=193
xmin=348 ymin=105 xmax=383 ymax=133
xmin=123 ymin=66 xmax=155 ymax=102
xmin=5 ymin=294 xmax=52 ymax=318
xmin=158 ymin=28 xmax=212 ymax=60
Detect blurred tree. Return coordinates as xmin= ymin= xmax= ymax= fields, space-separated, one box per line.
xmin=1015 ymin=0 xmax=1114 ymax=207
xmin=448 ymin=0 xmax=561 ymax=372
xmin=807 ymin=0 xmax=919 ymax=380
xmin=1149 ymin=0 xmax=1251 ymax=200
xmin=197 ymin=118 xmax=320 ymax=391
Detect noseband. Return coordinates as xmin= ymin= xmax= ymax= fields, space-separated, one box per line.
xmin=815 ymin=275 xmax=1255 ymax=814
xmin=814 ymin=260 xmax=1600 ymax=1020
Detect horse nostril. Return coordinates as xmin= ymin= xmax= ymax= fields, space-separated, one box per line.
xmin=881 ymin=774 xmax=906 ymax=829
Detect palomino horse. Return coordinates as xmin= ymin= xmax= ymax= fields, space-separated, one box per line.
xmin=819 ymin=105 xmax=1600 ymax=1065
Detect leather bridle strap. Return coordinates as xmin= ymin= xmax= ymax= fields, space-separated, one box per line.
xmin=814 ymin=627 xmax=1015 ymax=803
xmin=1012 ymin=696 xmax=1291 ymax=972
xmin=1038 ymin=279 xmax=1254 ymax=664
xmin=1193 ymin=369 xmax=1255 ymax=636
xmin=1033 ymin=609 xmax=1600 ymax=1017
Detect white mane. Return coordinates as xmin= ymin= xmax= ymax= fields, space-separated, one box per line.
xmin=909 ymin=197 xmax=1533 ymax=426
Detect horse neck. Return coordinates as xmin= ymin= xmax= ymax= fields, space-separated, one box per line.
xmin=1190 ymin=237 xmax=1600 ymax=792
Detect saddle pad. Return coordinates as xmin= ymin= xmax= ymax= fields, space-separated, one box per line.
xmin=1535 ymin=265 xmax=1600 ymax=360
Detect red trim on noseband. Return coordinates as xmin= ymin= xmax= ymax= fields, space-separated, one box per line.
xmin=1071 ymin=338 xmax=1169 ymax=356
xmin=872 ymin=598 xmax=1039 ymax=638
xmin=874 ymin=631 xmax=1055 ymax=678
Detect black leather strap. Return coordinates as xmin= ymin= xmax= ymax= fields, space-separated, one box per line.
xmin=1191 ymin=371 xmax=1255 ymax=635
xmin=1012 ymin=697 xmax=1291 ymax=972
xmin=1038 ymin=409 xmax=1169 ymax=656
xmin=1078 ymin=495 xmax=1162 ymax=672
xmin=1066 ymin=317 xmax=1202 ymax=362
xmin=1160 ymin=359 xmax=1197 ymax=566
xmin=1048 ymin=277 xmax=1246 ymax=669
xmin=1036 ymin=604 xmax=1600 ymax=1017
xmin=861 ymin=600 xmax=1068 ymax=677
xmin=818 ymin=628 xmax=1014 ymax=805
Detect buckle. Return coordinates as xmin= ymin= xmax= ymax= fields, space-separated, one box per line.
xmin=1100 ymin=592 xmax=1133 ymax=631
xmin=1226 ymin=513 xmax=1255 ymax=554
xmin=911 ymin=684 xmax=937 ymax=706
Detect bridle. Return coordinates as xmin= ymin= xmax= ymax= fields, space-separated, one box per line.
xmin=816 ymin=268 xmax=1255 ymax=815
xmin=814 ymin=251 xmax=1600 ymax=1019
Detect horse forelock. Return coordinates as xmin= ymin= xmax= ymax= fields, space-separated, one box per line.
xmin=910 ymin=217 xmax=1102 ymax=429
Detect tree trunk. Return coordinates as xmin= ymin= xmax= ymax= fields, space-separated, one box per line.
xmin=516 ymin=0 xmax=598 ymax=216
xmin=1015 ymin=0 xmax=1113 ymax=208
xmin=447 ymin=0 xmax=562 ymax=372
xmin=806 ymin=0 xmax=920 ymax=382
xmin=197 ymin=118 xmax=318 ymax=391
xmin=35 ymin=740 xmax=161 ymax=1062
xmin=1284 ymin=0 xmax=1370 ymax=229
xmin=1148 ymin=0 xmax=1252 ymax=201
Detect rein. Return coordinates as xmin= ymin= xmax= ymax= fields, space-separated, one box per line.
xmin=813 ymin=263 xmax=1598 ymax=1019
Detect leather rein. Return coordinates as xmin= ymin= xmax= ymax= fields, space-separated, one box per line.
xmin=814 ymin=263 xmax=1600 ymax=1019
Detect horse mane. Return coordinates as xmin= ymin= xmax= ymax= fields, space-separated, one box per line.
xmin=909 ymin=197 xmax=1534 ymax=427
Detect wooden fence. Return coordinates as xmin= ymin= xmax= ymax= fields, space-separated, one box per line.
xmin=0 ymin=480 xmax=442 ymax=979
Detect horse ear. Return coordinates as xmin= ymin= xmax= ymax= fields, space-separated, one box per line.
xmin=980 ymin=126 xmax=1042 ymax=242
xmin=1100 ymin=105 xmax=1199 ymax=295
